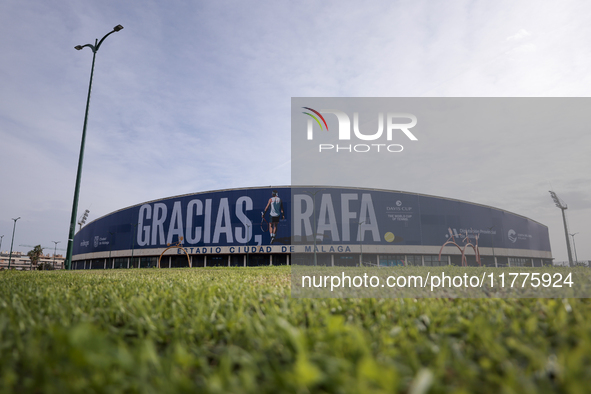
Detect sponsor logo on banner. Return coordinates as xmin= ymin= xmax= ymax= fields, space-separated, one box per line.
xmin=508 ymin=229 xmax=532 ymax=243
xmin=386 ymin=200 xmax=413 ymax=222
xmin=508 ymin=229 xmax=517 ymax=243
xmin=93 ymin=237 xmax=110 ymax=247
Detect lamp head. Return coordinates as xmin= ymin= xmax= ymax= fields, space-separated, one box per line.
xmin=74 ymin=45 xmax=83 ymax=50
xmin=549 ymin=190 xmax=566 ymax=209
xmin=113 ymin=25 xmax=124 ymax=32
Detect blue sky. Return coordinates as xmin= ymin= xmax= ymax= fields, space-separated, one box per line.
xmin=1 ymin=0 xmax=590 ymax=262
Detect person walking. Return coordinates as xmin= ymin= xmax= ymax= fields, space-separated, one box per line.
xmin=262 ymin=190 xmax=284 ymax=243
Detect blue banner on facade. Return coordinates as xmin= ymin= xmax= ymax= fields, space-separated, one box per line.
xmin=73 ymin=187 xmax=550 ymax=255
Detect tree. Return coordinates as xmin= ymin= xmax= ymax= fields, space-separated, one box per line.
xmin=27 ymin=245 xmax=44 ymax=270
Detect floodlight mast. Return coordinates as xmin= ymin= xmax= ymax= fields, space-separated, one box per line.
xmin=549 ymin=191 xmax=574 ymax=267
xmin=570 ymin=233 xmax=579 ymax=264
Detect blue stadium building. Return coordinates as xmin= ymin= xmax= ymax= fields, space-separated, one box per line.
xmin=72 ymin=186 xmax=553 ymax=269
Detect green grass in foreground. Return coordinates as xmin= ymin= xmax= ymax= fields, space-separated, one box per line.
xmin=1 ymin=267 xmax=590 ymax=393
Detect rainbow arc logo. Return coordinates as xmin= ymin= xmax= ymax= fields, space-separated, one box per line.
xmin=302 ymin=107 xmax=328 ymax=131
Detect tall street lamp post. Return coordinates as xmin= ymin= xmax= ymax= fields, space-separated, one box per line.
xmin=8 ymin=217 xmax=20 ymax=269
xmin=64 ymin=25 xmax=124 ymax=271
xmin=51 ymin=241 xmax=60 ymax=269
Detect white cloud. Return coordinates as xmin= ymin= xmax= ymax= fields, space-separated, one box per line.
xmin=507 ymin=28 xmax=531 ymax=41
